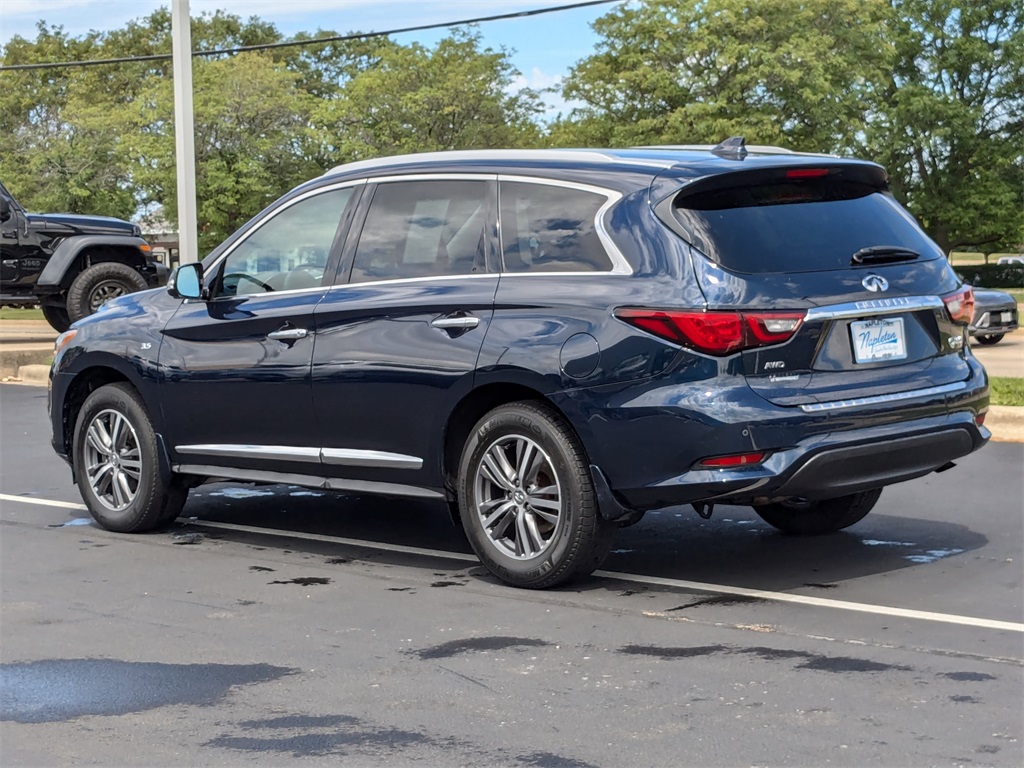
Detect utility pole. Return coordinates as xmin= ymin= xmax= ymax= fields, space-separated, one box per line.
xmin=171 ymin=0 xmax=199 ymax=264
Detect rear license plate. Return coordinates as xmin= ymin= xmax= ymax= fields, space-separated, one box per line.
xmin=1001 ymin=311 xmax=1013 ymax=323
xmin=851 ymin=317 xmax=907 ymax=363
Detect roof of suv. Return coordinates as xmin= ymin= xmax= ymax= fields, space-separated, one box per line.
xmin=322 ymin=146 xmax=869 ymax=182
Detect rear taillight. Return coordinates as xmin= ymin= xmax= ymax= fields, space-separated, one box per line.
xmin=615 ymin=309 xmax=804 ymax=356
xmin=942 ymin=286 xmax=975 ymax=324
xmin=698 ymin=452 xmax=767 ymax=468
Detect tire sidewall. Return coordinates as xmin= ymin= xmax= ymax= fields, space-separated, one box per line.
xmin=458 ymin=407 xmax=587 ymax=585
xmin=68 ymin=263 xmax=148 ymax=323
xmin=73 ymin=384 xmax=162 ymax=532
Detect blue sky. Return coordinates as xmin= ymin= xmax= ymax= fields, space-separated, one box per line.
xmin=0 ymin=1 xmax=614 ymax=117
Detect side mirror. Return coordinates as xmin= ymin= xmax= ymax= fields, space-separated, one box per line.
xmin=168 ymin=262 xmax=204 ymax=299
xmin=0 ymin=197 xmax=11 ymax=223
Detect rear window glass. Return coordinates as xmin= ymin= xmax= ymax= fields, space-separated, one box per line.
xmin=673 ymin=181 xmax=941 ymax=273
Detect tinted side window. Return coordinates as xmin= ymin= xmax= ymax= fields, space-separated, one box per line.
xmin=351 ymin=180 xmax=489 ymax=283
xmin=499 ymin=182 xmax=612 ymax=273
xmin=213 ymin=187 xmax=354 ymax=298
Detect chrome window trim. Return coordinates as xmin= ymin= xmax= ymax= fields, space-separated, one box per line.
xmin=326 ymin=272 xmax=498 ymax=293
xmin=497 ymin=174 xmax=632 ymax=276
xmin=177 ymin=444 xmax=322 ymax=463
xmin=798 ymin=381 xmax=967 ymax=413
xmin=202 ymin=179 xmax=367 ymax=277
xmin=366 ymin=173 xmax=498 ymax=183
xmin=321 ymin=448 xmax=423 ymax=470
xmin=805 ymin=296 xmax=944 ymax=321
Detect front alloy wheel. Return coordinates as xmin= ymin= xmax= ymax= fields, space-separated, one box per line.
xmin=82 ymin=408 xmax=143 ymax=511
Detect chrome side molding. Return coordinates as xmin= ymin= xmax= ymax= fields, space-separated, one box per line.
xmin=177 ymin=444 xmax=423 ymax=470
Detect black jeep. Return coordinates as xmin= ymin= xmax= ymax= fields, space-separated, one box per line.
xmin=0 ymin=180 xmax=168 ymax=332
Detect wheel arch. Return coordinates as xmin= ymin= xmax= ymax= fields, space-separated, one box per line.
xmin=440 ymin=381 xmax=589 ymax=523
xmin=60 ymin=357 xmax=157 ymax=464
xmin=37 ymin=235 xmax=150 ymax=292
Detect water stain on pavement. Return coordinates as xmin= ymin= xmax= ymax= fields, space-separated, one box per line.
xmin=207 ymin=712 xmax=428 ymax=758
xmin=414 ymin=636 xmax=550 ymax=660
xmin=325 ymin=558 xmax=350 ymax=565
xmin=950 ymin=695 xmax=980 ymax=703
xmin=430 ymin=580 xmax=466 ymax=588
xmin=515 ymin=751 xmax=600 ymax=768
xmin=0 ymin=659 xmax=295 ymax=724
xmin=665 ymin=595 xmax=763 ymax=611
xmin=48 ymin=518 xmax=92 ymax=528
xmin=248 ymin=566 xmax=275 ymax=572
xmin=268 ymin=577 xmax=331 ymax=586
xmin=941 ymin=671 xmax=996 ymax=681
xmin=618 ymin=644 xmax=912 ymax=673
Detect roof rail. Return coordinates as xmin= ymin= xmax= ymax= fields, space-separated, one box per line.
xmin=641 ymin=143 xmax=796 ymax=155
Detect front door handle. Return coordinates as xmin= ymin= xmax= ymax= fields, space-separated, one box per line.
xmin=267 ymin=327 xmax=309 ymax=341
xmin=431 ymin=315 xmax=480 ymax=330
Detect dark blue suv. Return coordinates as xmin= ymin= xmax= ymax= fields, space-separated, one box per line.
xmin=49 ymin=142 xmax=990 ymax=588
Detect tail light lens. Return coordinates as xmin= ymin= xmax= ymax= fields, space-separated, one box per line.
xmin=942 ymin=286 xmax=975 ymax=324
xmin=615 ymin=309 xmax=804 ymax=355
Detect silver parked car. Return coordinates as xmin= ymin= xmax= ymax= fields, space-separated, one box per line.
xmin=970 ymin=287 xmax=1019 ymax=345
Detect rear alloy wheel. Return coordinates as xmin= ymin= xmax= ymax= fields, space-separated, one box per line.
xmin=752 ymin=488 xmax=882 ymax=535
xmin=73 ymin=382 xmax=187 ymax=532
xmin=67 ymin=262 xmax=149 ymax=324
xmin=975 ymin=334 xmax=1004 ymax=345
xmin=458 ymin=402 xmax=613 ymax=589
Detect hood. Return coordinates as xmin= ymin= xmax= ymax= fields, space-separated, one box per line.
xmin=27 ymin=212 xmax=139 ymax=237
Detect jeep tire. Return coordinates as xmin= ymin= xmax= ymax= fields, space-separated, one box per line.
xmin=40 ymin=303 xmax=72 ymax=333
xmin=67 ymin=262 xmax=149 ymax=324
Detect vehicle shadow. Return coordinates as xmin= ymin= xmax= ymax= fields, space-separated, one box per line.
xmin=174 ymin=483 xmax=989 ymax=594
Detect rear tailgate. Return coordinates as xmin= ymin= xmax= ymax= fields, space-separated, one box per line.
xmin=656 ymin=162 xmax=971 ymax=406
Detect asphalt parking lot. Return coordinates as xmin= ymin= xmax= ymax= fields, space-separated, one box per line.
xmin=1 ymin=383 xmax=1022 ymax=767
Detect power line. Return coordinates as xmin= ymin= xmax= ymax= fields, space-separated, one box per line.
xmin=0 ymin=0 xmax=619 ymax=72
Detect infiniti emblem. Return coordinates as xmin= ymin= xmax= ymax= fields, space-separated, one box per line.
xmin=862 ymin=274 xmax=889 ymax=292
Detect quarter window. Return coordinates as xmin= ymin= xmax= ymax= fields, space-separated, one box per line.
xmin=213 ymin=187 xmax=354 ymax=298
xmin=499 ymin=182 xmax=612 ymax=273
xmin=351 ymin=180 xmax=490 ymax=283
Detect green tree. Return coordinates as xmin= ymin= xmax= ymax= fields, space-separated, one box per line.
xmin=552 ymin=0 xmax=893 ymax=151
xmin=314 ymin=29 xmax=542 ymax=163
xmin=860 ymin=0 xmax=1023 ymax=253
xmin=127 ymin=52 xmax=318 ymax=253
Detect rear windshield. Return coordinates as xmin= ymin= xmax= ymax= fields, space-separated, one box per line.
xmin=672 ymin=180 xmax=941 ymax=273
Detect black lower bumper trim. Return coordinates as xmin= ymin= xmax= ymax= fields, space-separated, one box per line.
xmin=773 ymin=428 xmax=976 ymax=500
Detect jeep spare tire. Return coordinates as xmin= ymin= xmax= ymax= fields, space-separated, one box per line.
xmin=67 ymin=262 xmax=149 ymax=323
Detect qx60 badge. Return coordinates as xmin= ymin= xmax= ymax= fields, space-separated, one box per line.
xmin=862 ymin=274 xmax=889 ymax=292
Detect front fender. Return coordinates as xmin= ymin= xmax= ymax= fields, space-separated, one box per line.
xmin=37 ymin=235 xmax=150 ymax=291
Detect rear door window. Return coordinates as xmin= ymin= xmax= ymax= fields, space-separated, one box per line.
xmin=350 ymin=179 xmax=491 ymax=283
xmin=672 ymin=179 xmax=943 ymax=274
xmin=499 ymin=181 xmax=612 ymax=273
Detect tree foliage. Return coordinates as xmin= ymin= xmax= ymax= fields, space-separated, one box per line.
xmin=1 ymin=1 xmax=1020 ymax=254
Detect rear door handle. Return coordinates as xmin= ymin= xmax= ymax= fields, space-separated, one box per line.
xmin=267 ymin=327 xmax=308 ymax=341
xmin=431 ymin=315 xmax=480 ymax=330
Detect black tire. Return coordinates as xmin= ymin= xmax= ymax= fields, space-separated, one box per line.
xmin=67 ymin=262 xmax=149 ymax=324
xmin=40 ymin=302 xmax=71 ymax=333
xmin=73 ymin=382 xmax=187 ymax=532
xmin=458 ymin=401 xmax=614 ymax=589
xmin=752 ymin=488 xmax=882 ymax=535
xmin=975 ymin=334 xmax=1004 ymax=345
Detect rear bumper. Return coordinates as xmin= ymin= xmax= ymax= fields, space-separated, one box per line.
xmin=554 ymin=356 xmax=990 ymax=513
xmin=610 ymin=412 xmax=987 ymax=511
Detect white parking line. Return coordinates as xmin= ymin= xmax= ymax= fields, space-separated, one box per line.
xmin=4 ymin=492 xmax=1022 ymax=633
